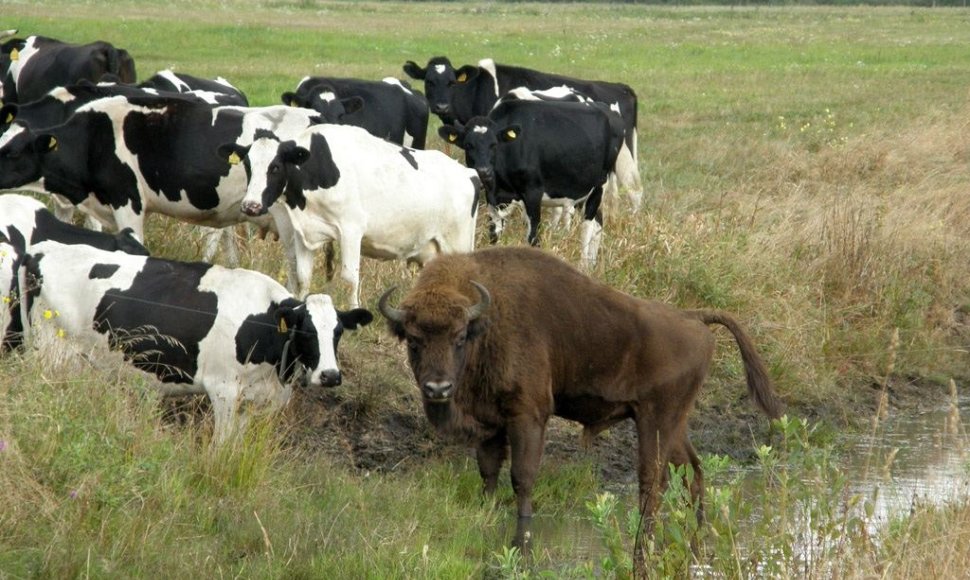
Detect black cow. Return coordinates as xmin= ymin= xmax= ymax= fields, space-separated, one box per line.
xmin=439 ymin=99 xmax=623 ymax=266
xmin=2 ymin=35 xmax=136 ymax=104
xmin=22 ymin=240 xmax=373 ymax=442
xmin=403 ymin=57 xmax=642 ymax=208
xmin=283 ymin=76 xmax=429 ymax=149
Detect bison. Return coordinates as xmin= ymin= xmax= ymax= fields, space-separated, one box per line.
xmin=378 ymin=246 xmax=783 ymax=546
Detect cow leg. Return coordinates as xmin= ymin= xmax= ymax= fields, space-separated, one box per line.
xmin=522 ymin=197 xmax=543 ymax=247
xmin=207 ymin=390 xmax=240 ymax=445
xmin=580 ymin=187 xmax=605 ymax=268
xmin=269 ymin=212 xmax=303 ymax=294
xmin=487 ymin=204 xmax=510 ymax=245
xmin=476 ymin=430 xmax=508 ymax=496
xmin=616 ymin=135 xmax=643 ymax=211
xmin=338 ymin=231 xmax=364 ymax=308
xmin=111 ymin=206 xmax=146 ymax=243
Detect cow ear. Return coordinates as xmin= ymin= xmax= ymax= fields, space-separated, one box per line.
xmin=34 ymin=134 xmax=59 ymax=154
xmin=217 ymin=143 xmax=249 ymax=166
xmin=340 ymin=96 xmax=364 ymax=115
xmin=499 ymin=124 xmax=521 ymax=143
xmin=279 ymin=142 xmax=311 ymax=166
xmin=455 ymin=65 xmax=479 ymax=84
xmin=338 ymin=308 xmax=373 ymax=330
xmin=281 ymin=91 xmax=300 ymax=107
xmin=438 ymin=124 xmax=463 ymax=146
xmin=274 ymin=300 xmax=305 ymax=335
xmin=1 ymin=103 xmax=17 ymax=125
xmin=402 ymin=60 xmax=426 ymax=80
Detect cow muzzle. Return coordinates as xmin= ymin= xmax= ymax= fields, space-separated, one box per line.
xmin=312 ymin=369 xmax=342 ymax=388
xmin=241 ymin=200 xmax=267 ymax=217
xmin=422 ymin=380 xmax=454 ymax=403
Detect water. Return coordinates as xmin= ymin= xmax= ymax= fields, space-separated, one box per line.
xmin=496 ymin=401 xmax=970 ymax=572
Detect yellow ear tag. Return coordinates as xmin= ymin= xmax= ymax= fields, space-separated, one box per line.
xmin=48 ymin=136 xmax=58 ymax=151
xmin=448 ymin=133 xmax=457 ymax=143
xmin=457 ymin=72 xmax=467 ymax=83
xmin=288 ymin=99 xmax=296 ymax=107
xmin=278 ymin=318 xmax=288 ymax=334
xmin=10 ymin=48 xmax=18 ymax=62
xmin=506 ymin=129 xmax=517 ymax=140
xmin=4 ymin=112 xmax=12 ymax=124
xmin=228 ymin=151 xmax=241 ymax=165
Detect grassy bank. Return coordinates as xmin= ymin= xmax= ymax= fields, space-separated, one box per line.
xmin=2 ymin=1 xmax=970 ymax=576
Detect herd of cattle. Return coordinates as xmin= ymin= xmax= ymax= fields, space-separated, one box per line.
xmin=0 ymin=32 xmax=783 ymax=538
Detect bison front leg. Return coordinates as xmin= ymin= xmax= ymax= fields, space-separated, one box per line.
xmin=476 ymin=431 xmax=508 ymax=496
xmin=508 ymin=415 xmax=546 ymax=549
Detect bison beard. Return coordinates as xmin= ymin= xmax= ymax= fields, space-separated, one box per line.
xmin=378 ymin=246 xmax=784 ymax=554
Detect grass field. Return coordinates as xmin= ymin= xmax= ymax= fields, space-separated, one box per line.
xmin=2 ymin=1 xmax=970 ymax=577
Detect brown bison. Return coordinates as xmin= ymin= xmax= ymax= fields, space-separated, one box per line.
xmin=378 ymin=246 xmax=783 ymax=544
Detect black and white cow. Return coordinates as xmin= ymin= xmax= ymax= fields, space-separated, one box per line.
xmin=0 ymin=31 xmax=23 ymax=102
xmin=21 ymin=240 xmax=372 ymax=442
xmin=403 ymin=57 xmax=641 ymax=209
xmin=0 ymin=194 xmax=149 ymax=255
xmin=283 ymin=76 xmax=429 ymax=149
xmin=439 ymin=99 xmax=623 ymax=266
xmin=138 ymin=69 xmax=249 ymax=106
xmin=2 ymin=35 xmax=136 ymax=104
xmin=0 ymin=95 xmax=323 ymax=260
xmin=0 ymin=233 xmax=21 ymax=351
xmin=220 ymin=123 xmax=480 ymax=308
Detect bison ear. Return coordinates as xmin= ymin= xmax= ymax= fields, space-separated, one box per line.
xmin=437 ymin=124 xmax=463 ymax=146
xmin=339 ymin=308 xmax=374 ymax=330
xmin=281 ymin=91 xmax=301 ymax=107
xmin=340 ymin=96 xmax=364 ymax=116
xmin=499 ymin=124 xmax=521 ymax=143
xmin=402 ymin=60 xmax=426 ymax=80
xmin=455 ymin=65 xmax=479 ymax=84
xmin=217 ymin=143 xmax=249 ymax=166
xmin=1 ymin=103 xmax=17 ymax=125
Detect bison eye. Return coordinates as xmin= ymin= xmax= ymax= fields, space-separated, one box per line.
xmin=454 ymin=333 xmax=467 ymax=348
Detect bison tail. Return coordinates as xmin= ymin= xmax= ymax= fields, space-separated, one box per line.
xmin=693 ymin=310 xmax=784 ymax=419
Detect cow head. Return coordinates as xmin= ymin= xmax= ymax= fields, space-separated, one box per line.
xmin=282 ymin=86 xmax=364 ymax=124
xmin=0 ymin=123 xmax=46 ymax=190
xmin=277 ymin=294 xmax=373 ymax=388
xmin=222 ymin=131 xmax=341 ymax=217
xmin=438 ymin=117 xmax=519 ymax=197
xmin=403 ymin=56 xmax=480 ymax=124
xmin=379 ymin=281 xmax=490 ymax=403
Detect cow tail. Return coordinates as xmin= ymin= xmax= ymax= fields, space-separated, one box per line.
xmin=692 ymin=309 xmax=784 ymax=419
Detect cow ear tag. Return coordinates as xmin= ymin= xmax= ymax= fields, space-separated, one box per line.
xmin=278 ymin=318 xmax=288 ymax=334
xmin=4 ymin=112 xmax=12 ymax=124
xmin=457 ymin=72 xmax=467 ymax=83
xmin=9 ymin=48 xmax=18 ymax=62
xmin=48 ymin=136 xmax=58 ymax=151
xmin=448 ymin=133 xmax=457 ymax=143
xmin=228 ymin=151 xmax=241 ymax=165
xmin=505 ymin=129 xmax=517 ymax=140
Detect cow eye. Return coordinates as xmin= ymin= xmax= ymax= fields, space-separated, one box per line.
xmin=269 ymin=165 xmax=279 ymax=174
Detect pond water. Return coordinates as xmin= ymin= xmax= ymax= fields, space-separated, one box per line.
xmin=494 ymin=399 xmax=970 ymax=573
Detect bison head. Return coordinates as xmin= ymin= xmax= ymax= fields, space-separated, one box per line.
xmin=379 ymin=281 xmax=490 ymax=403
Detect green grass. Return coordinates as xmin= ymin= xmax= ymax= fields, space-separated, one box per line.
xmin=3 ymin=1 xmax=970 ymax=576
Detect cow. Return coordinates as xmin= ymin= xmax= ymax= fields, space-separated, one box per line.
xmin=138 ymin=69 xmax=249 ymax=106
xmin=0 ymin=32 xmax=23 ymax=101
xmin=403 ymin=57 xmax=642 ymax=209
xmin=2 ymin=35 xmax=136 ymax=104
xmin=282 ymin=76 xmax=429 ymax=149
xmin=0 ymin=95 xmax=324 ymax=263
xmin=220 ymin=123 xmax=480 ymax=309
xmin=0 ymin=193 xmax=148 ymax=351
xmin=0 ymin=234 xmax=20 ymax=351
xmin=438 ymin=99 xmax=623 ymax=266
xmin=378 ymin=246 xmax=784 ymax=548
xmin=20 ymin=240 xmax=373 ymax=442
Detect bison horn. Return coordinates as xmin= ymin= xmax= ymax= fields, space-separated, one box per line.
xmin=466 ymin=281 xmax=491 ymax=320
xmin=378 ymin=286 xmax=406 ymax=323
